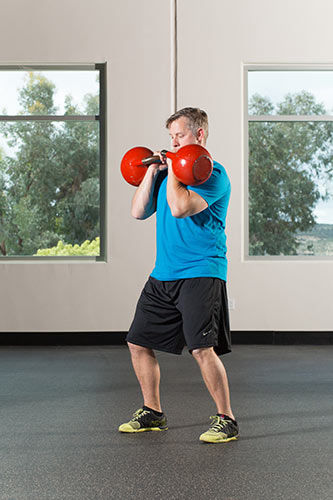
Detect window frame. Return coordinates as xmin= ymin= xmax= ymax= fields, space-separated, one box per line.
xmin=0 ymin=63 xmax=106 ymax=262
xmin=243 ymin=63 xmax=333 ymax=261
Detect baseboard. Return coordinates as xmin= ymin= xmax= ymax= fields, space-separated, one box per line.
xmin=231 ymin=331 xmax=333 ymax=345
xmin=0 ymin=331 xmax=332 ymax=346
xmin=0 ymin=332 xmax=127 ymax=346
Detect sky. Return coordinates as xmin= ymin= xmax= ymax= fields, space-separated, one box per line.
xmin=0 ymin=70 xmax=99 ymax=115
xmin=248 ymin=71 xmax=333 ymax=114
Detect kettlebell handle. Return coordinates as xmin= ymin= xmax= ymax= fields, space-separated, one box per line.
xmin=140 ymin=150 xmax=168 ymax=166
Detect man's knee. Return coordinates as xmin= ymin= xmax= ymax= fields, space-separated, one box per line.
xmin=127 ymin=342 xmax=153 ymax=356
xmin=192 ymin=346 xmax=215 ymax=362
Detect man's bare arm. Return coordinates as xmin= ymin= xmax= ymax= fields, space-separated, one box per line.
xmin=166 ymin=162 xmax=208 ymax=218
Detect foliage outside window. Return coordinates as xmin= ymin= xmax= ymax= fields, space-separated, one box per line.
xmin=0 ymin=65 xmax=105 ymax=259
xmin=247 ymin=68 xmax=333 ymax=257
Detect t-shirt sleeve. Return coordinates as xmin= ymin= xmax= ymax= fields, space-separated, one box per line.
xmin=188 ymin=162 xmax=230 ymax=207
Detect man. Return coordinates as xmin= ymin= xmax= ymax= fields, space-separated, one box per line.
xmin=119 ymin=107 xmax=239 ymax=443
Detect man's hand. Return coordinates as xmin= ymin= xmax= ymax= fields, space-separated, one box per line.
xmin=149 ymin=151 xmax=168 ymax=173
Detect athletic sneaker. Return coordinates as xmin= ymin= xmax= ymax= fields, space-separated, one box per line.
xmin=118 ymin=408 xmax=168 ymax=433
xmin=199 ymin=415 xmax=239 ymax=443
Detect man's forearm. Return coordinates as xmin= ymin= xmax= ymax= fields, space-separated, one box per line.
xmin=131 ymin=166 xmax=160 ymax=219
xmin=166 ymin=169 xmax=192 ymax=218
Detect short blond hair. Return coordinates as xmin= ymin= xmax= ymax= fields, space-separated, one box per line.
xmin=166 ymin=107 xmax=209 ymax=140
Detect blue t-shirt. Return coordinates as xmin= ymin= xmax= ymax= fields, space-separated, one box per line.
xmin=150 ymin=160 xmax=231 ymax=281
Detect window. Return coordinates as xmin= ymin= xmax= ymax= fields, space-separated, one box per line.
xmin=0 ymin=64 xmax=106 ymax=259
xmin=245 ymin=66 xmax=333 ymax=258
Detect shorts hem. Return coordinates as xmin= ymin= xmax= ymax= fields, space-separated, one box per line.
xmin=187 ymin=343 xmax=216 ymax=352
xmin=126 ymin=338 xmax=183 ymax=355
xmin=188 ymin=344 xmax=232 ymax=356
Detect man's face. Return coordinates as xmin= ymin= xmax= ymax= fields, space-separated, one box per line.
xmin=168 ymin=117 xmax=198 ymax=152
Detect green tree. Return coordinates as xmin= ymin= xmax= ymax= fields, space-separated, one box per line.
xmin=0 ymin=146 xmax=10 ymax=255
xmin=35 ymin=237 xmax=100 ymax=256
xmin=53 ymin=94 xmax=99 ymax=245
xmin=0 ymin=73 xmax=99 ymax=256
xmin=249 ymin=91 xmax=333 ymax=255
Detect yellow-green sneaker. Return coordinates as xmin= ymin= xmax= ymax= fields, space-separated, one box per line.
xmin=199 ymin=415 xmax=239 ymax=443
xmin=118 ymin=408 xmax=168 ymax=433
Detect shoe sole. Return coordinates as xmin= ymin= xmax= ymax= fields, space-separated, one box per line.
xmin=119 ymin=426 xmax=168 ymax=433
xmin=199 ymin=434 xmax=239 ymax=443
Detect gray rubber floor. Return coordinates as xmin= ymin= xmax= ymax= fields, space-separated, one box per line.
xmin=0 ymin=344 xmax=332 ymax=500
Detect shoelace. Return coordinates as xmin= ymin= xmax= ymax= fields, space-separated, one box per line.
xmin=132 ymin=409 xmax=150 ymax=421
xmin=209 ymin=415 xmax=231 ymax=432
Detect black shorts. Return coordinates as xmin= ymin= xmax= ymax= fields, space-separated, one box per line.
xmin=126 ymin=276 xmax=231 ymax=356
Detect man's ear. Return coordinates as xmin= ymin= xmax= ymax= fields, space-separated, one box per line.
xmin=196 ymin=127 xmax=205 ymax=144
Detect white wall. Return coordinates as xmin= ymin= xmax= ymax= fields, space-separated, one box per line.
xmin=0 ymin=0 xmax=332 ymax=333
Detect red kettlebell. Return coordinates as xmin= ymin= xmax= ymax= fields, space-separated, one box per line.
xmin=120 ymin=146 xmax=154 ymax=187
xmin=121 ymin=144 xmax=213 ymax=187
xmin=163 ymin=145 xmax=213 ymax=186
